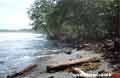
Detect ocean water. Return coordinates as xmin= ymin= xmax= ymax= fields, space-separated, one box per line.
xmin=0 ymin=32 xmax=56 ymax=78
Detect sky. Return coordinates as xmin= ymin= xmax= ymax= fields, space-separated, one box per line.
xmin=0 ymin=0 xmax=34 ymax=30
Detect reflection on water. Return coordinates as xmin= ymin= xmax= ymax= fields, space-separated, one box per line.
xmin=0 ymin=32 xmax=56 ymax=77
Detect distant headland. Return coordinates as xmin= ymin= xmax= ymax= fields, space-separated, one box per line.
xmin=0 ymin=29 xmax=33 ymax=32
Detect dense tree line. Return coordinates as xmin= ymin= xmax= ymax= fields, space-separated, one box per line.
xmin=28 ymin=0 xmax=119 ymax=41
xmin=28 ymin=0 xmax=120 ymax=63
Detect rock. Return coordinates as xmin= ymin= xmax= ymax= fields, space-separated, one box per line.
xmin=98 ymin=70 xmax=106 ymax=73
xmin=65 ymin=51 xmax=72 ymax=54
xmin=48 ymin=75 xmax=54 ymax=78
xmin=71 ymin=49 xmax=77 ymax=53
xmin=0 ymin=61 xmax=4 ymax=64
xmin=64 ymin=48 xmax=72 ymax=54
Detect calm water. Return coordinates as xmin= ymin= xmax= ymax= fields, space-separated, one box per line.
xmin=0 ymin=32 xmax=57 ymax=77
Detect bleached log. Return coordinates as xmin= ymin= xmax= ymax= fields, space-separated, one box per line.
xmin=47 ymin=57 xmax=99 ymax=72
xmin=72 ymin=67 xmax=112 ymax=78
xmin=7 ymin=64 xmax=37 ymax=78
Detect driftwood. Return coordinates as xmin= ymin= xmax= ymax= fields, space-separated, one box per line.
xmin=47 ymin=57 xmax=100 ymax=72
xmin=71 ymin=67 xmax=112 ymax=78
xmin=7 ymin=64 xmax=37 ymax=78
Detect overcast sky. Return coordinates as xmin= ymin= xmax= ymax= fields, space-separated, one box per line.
xmin=0 ymin=0 xmax=34 ymax=30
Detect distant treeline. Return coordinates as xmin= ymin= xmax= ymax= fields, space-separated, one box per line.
xmin=0 ymin=29 xmax=33 ymax=32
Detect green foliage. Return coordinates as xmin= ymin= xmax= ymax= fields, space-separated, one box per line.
xmin=28 ymin=0 xmax=55 ymax=34
xmin=28 ymin=0 xmax=120 ymax=40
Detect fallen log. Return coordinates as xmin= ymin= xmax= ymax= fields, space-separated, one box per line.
xmin=71 ymin=67 xmax=112 ymax=78
xmin=7 ymin=64 xmax=37 ymax=78
xmin=47 ymin=57 xmax=100 ymax=72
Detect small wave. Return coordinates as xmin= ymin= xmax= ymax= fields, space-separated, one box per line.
xmin=34 ymin=54 xmax=55 ymax=58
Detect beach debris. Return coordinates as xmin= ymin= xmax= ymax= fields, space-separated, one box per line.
xmin=7 ymin=64 xmax=37 ymax=78
xmin=80 ymin=62 xmax=99 ymax=70
xmin=47 ymin=56 xmax=100 ymax=72
xmin=71 ymin=67 xmax=112 ymax=78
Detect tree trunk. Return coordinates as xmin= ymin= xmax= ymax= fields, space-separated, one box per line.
xmin=47 ymin=57 xmax=100 ymax=72
xmin=7 ymin=64 xmax=37 ymax=78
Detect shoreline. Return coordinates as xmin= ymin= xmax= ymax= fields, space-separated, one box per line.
xmin=8 ymin=48 xmax=112 ymax=78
